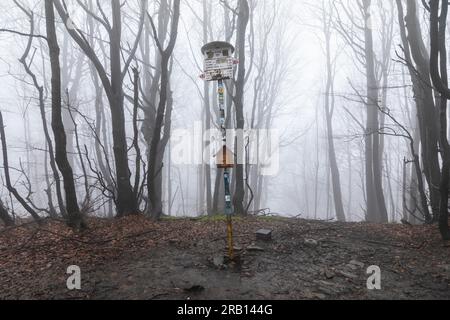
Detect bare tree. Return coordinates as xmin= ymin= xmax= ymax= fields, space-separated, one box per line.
xmin=362 ymin=0 xmax=388 ymax=222
xmin=321 ymin=1 xmax=346 ymax=222
xmin=202 ymin=0 xmax=213 ymax=215
xmin=333 ymin=0 xmax=388 ymax=222
xmin=232 ymin=0 xmax=250 ymax=215
xmin=45 ymin=0 xmax=85 ymax=229
xmin=395 ymin=0 xmax=432 ymax=223
xmin=404 ymin=0 xmax=441 ymax=221
xmin=54 ymin=0 xmax=146 ymax=216
xmin=85 ymin=0 xmax=115 ymax=217
xmin=146 ymin=0 xmax=181 ymax=219
xmin=0 ymin=111 xmax=41 ymax=222
xmin=429 ymin=0 xmax=450 ymax=240
xmin=10 ymin=0 xmax=66 ymax=218
xmin=0 ymin=199 xmax=14 ymax=227
xmin=61 ymin=30 xmax=84 ymax=169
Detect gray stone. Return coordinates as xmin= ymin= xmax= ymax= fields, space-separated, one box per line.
xmin=303 ymin=290 xmax=326 ymax=300
xmin=304 ymin=239 xmax=319 ymax=246
xmin=256 ymin=229 xmax=273 ymax=241
xmin=247 ymin=245 xmax=265 ymax=252
xmin=349 ymin=260 xmax=365 ymax=268
xmin=317 ymin=286 xmax=337 ymax=296
xmin=346 ymin=264 xmax=358 ymax=271
xmin=324 ymin=269 xmax=335 ymax=279
xmin=337 ymin=270 xmax=358 ymax=279
xmin=213 ymin=255 xmax=225 ymax=267
xmin=313 ymin=293 xmax=326 ymax=299
xmin=439 ymin=264 xmax=450 ymax=272
xmin=314 ymin=280 xmax=336 ymax=287
xmin=183 ymin=285 xmax=205 ymax=293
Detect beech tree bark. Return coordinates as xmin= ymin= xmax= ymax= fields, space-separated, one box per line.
xmin=405 ymin=0 xmax=441 ymax=221
xmin=45 ymin=0 xmax=85 ymax=229
xmin=54 ymin=0 xmax=146 ymax=217
xmin=203 ymin=0 xmax=213 ymax=215
xmin=363 ymin=0 xmax=388 ymax=223
xmin=232 ymin=0 xmax=250 ymax=215
xmin=147 ymin=0 xmax=180 ymax=219
xmin=429 ymin=0 xmax=450 ymax=240
xmin=395 ymin=0 xmax=432 ymax=223
xmin=322 ymin=2 xmax=346 ymax=222
xmin=0 ymin=200 xmax=14 ymax=227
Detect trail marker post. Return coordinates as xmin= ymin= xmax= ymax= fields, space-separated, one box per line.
xmin=201 ymin=41 xmax=237 ymax=261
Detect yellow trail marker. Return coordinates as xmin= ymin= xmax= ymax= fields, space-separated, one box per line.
xmin=227 ymin=215 xmax=234 ymax=261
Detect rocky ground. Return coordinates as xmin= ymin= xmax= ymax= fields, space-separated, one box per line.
xmin=0 ymin=215 xmax=449 ymax=300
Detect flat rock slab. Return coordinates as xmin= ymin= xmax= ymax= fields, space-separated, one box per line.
xmin=256 ymin=229 xmax=273 ymax=241
xmin=304 ymin=239 xmax=319 ymax=247
xmin=213 ymin=255 xmax=225 ymax=267
xmin=337 ymin=270 xmax=358 ymax=280
xmin=349 ymin=260 xmax=365 ymax=269
xmin=247 ymin=245 xmax=265 ymax=252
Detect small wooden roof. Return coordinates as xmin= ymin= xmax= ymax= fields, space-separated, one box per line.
xmin=215 ymin=146 xmax=235 ymax=169
xmin=201 ymin=41 xmax=235 ymax=55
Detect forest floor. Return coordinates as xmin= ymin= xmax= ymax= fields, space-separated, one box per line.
xmin=0 ymin=215 xmax=449 ymax=300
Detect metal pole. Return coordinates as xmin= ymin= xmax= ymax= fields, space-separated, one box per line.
xmin=218 ymin=79 xmax=234 ymax=260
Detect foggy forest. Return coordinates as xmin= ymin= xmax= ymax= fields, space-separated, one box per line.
xmin=0 ymin=0 xmax=449 ymax=301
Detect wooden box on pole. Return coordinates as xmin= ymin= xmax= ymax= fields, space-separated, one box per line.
xmin=216 ymin=146 xmax=235 ymax=169
xmin=201 ymin=41 xmax=235 ymax=81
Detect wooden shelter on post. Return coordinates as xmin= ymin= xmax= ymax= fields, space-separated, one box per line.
xmin=216 ymin=145 xmax=235 ymax=169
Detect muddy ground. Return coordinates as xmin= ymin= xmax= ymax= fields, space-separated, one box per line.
xmin=0 ymin=216 xmax=449 ymax=300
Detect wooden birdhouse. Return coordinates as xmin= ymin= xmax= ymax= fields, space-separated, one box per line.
xmin=215 ymin=146 xmax=235 ymax=169
xmin=201 ymin=41 xmax=235 ymax=81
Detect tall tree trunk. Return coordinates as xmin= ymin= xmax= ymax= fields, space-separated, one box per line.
xmin=109 ymin=1 xmax=137 ymax=216
xmin=396 ymin=0 xmax=432 ymax=223
xmin=54 ymin=0 xmax=145 ymax=217
xmin=347 ymin=143 xmax=353 ymax=221
xmin=232 ymin=0 xmax=250 ymax=215
xmin=45 ymin=0 xmax=84 ymax=229
xmin=43 ymin=141 xmax=58 ymax=218
xmin=147 ymin=0 xmax=180 ymax=219
xmin=404 ymin=0 xmax=441 ymax=221
xmin=203 ymin=0 xmax=213 ymax=215
xmin=430 ymin=0 xmax=450 ymax=239
xmin=61 ymin=31 xmax=84 ymax=170
xmin=363 ymin=0 xmax=389 ymax=223
xmin=212 ymin=168 xmax=224 ymax=214
xmin=314 ymin=100 xmax=320 ymax=219
xmin=14 ymin=4 xmax=66 ymax=217
xmin=322 ymin=5 xmax=345 ymax=222
xmin=0 ymin=200 xmax=14 ymax=227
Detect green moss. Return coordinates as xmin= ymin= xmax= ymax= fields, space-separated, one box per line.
xmin=161 ymin=214 xmax=267 ymax=223
xmin=189 ymin=214 xmax=246 ymax=223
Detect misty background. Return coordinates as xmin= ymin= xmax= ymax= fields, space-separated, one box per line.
xmin=0 ymin=0 xmax=434 ymax=224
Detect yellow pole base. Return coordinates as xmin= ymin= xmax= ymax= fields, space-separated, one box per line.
xmin=226 ymin=215 xmax=234 ymax=261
